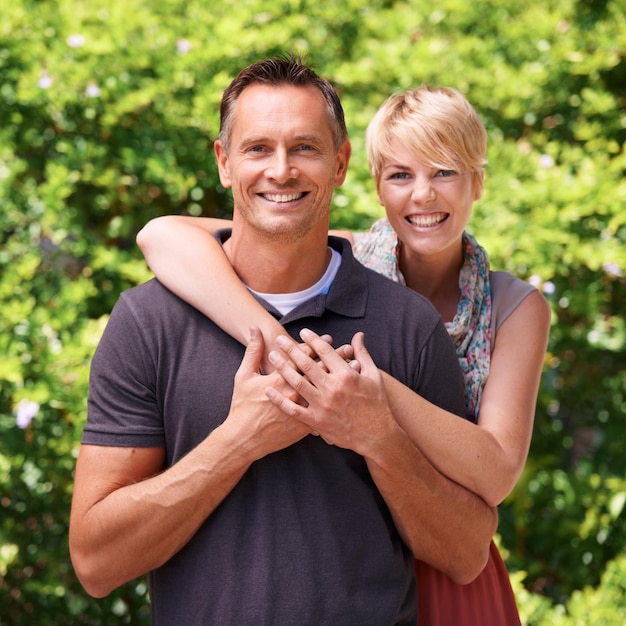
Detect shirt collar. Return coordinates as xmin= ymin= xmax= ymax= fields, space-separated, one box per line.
xmin=215 ymin=230 xmax=368 ymax=322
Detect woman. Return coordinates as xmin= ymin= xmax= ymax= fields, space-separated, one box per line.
xmin=136 ymin=85 xmax=551 ymax=625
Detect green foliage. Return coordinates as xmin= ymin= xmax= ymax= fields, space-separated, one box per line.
xmin=513 ymin=552 xmax=626 ymax=625
xmin=1 ymin=0 xmax=624 ymax=622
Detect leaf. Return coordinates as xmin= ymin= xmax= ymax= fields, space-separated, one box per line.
xmin=609 ymin=492 xmax=626 ymax=521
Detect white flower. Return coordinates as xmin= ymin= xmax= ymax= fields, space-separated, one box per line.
xmin=603 ymin=262 xmax=622 ymax=277
xmin=528 ymin=274 xmax=542 ymax=288
xmin=539 ymin=154 xmax=554 ymax=169
xmin=67 ymin=34 xmax=86 ymax=48
xmin=86 ymin=82 xmax=101 ymax=98
xmin=177 ymin=39 xmax=192 ymax=55
xmin=38 ymin=70 xmax=53 ymax=89
xmin=542 ymin=281 xmax=556 ymax=295
xmin=16 ymin=399 xmax=39 ymax=429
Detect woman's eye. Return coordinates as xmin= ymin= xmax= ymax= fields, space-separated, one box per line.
xmin=389 ymin=171 xmax=410 ymax=180
xmin=436 ymin=169 xmax=458 ymax=178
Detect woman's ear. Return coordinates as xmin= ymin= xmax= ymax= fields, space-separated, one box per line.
xmin=376 ymin=181 xmax=384 ymax=206
xmin=473 ymin=171 xmax=485 ymax=201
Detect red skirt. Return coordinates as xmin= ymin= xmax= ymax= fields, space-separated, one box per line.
xmin=414 ymin=540 xmax=521 ymax=625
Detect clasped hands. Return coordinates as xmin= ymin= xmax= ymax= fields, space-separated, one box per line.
xmin=228 ymin=326 xmax=395 ymax=458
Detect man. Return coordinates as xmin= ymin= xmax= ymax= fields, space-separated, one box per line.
xmin=70 ymin=55 xmax=496 ymax=624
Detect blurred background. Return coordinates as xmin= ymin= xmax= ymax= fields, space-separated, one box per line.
xmin=1 ymin=0 xmax=624 ymax=623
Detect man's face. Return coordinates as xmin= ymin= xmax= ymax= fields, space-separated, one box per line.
xmin=214 ymin=84 xmax=350 ymax=244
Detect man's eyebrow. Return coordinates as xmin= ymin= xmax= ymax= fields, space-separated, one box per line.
xmin=240 ymin=133 xmax=323 ymax=144
xmin=292 ymin=133 xmax=324 ymax=143
xmin=238 ymin=135 xmax=271 ymax=145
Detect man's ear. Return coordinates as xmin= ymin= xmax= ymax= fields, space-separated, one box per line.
xmin=333 ymin=140 xmax=352 ymax=187
xmin=214 ymin=140 xmax=232 ymax=188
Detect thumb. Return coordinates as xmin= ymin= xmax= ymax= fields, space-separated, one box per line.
xmin=238 ymin=327 xmax=265 ymax=376
xmin=351 ymin=332 xmax=374 ymax=372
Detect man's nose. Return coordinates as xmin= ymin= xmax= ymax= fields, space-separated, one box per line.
xmin=265 ymin=149 xmax=298 ymax=183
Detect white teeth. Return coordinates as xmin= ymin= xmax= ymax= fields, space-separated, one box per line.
xmin=407 ymin=214 xmax=447 ymax=227
xmin=263 ymin=193 xmax=303 ymax=203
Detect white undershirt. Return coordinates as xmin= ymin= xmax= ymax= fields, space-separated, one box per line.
xmin=248 ymin=248 xmax=341 ymax=315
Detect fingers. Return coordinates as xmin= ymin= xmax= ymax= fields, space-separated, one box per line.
xmin=268 ymin=345 xmax=317 ymax=397
xmin=298 ymin=328 xmax=361 ymax=375
xmin=295 ymin=333 xmax=333 ymax=360
xmin=350 ymin=332 xmax=375 ymax=374
xmin=264 ymin=386 xmax=303 ymax=418
xmin=336 ymin=342 xmax=354 ymax=361
xmin=267 ymin=329 xmax=388 ymax=453
xmin=267 ymin=330 xmax=361 ymax=391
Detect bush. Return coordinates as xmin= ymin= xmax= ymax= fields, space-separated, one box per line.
xmin=1 ymin=0 xmax=624 ymax=622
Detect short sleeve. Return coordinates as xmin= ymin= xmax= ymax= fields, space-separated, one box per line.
xmin=82 ymin=293 xmax=165 ymax=448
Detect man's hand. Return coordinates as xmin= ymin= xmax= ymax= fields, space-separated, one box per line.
xmin=264 ymin=329 xmax=393 ymax=455
xmin=225 ymin=327 xmax=313 ymax=461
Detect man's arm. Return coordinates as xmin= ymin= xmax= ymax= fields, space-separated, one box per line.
xmin=70 ymin=330 xmax=311 ymax=597
xmin=70 ymin=435 xmax=249 ymax=597
xmin=265 ymin=330 xmax=497 ymax=584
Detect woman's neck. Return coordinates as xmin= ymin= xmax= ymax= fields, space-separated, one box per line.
xmin=399 ymin=241 xmax=464 ymax=323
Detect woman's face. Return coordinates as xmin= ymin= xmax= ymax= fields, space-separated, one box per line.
xmin=376 ymin=138 xmax=482 ymax=259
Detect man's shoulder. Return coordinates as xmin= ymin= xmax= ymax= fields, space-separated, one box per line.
xmin=329 ymin=238 xmax=441 ymax=328
xmin=120 ymin=277 xmax=183 ymax=303
xmin=115 ymin=278 xmax=196 ymax=321
xmin=363 ymin=264 xmax=440 ymax=316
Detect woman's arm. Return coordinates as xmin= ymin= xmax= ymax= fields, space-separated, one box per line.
xmin=265 ymin=330 xmax=497 ymax=583
xmin=137 ymin=216 xmax=285 ymax=370
xmin=383 ymin=290 xmax=551 ymax=506
xmin=137 ymin=216 xmax=354 ymax=370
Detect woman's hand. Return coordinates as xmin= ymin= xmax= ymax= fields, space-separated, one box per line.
xmin=264 ymin=329 xmax=390 ymax=454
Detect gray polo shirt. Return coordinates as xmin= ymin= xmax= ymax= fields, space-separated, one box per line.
xmin=84 ymin=236 xmax=465 ymax=625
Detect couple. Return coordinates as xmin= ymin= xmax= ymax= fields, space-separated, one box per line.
xmin=70 ymin=54 xmax=550 ymax=624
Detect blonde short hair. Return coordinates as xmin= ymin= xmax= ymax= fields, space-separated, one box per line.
xmin=366 ymin=86 xmax=487 ymax=192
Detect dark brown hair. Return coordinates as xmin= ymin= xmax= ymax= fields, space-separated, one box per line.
xmin=219 ymin=53 xmax=347 ymax=153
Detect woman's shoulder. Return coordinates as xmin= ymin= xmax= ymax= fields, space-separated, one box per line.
xmin=490 ymin=271 xmax=537 ymax=296
xmin=490 ymin=271 xmax=540 ymax=332
xmin=352 ymin=218 xmax=404 ymax=285
xmin=352 ymin=217 xmax=395 ymax=247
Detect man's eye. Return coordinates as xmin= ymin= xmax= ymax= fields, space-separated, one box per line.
xmin=297 ymin=144 xmax=315 ymax=152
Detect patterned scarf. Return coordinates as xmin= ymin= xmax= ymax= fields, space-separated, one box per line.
xmin=353 ymin=218 xmax=492 ymax=422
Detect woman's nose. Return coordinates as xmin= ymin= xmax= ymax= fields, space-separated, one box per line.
xmin=411 ymin=176 xmax=436 ymax=203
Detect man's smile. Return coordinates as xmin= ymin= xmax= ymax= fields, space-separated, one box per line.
xmin=261 ymin=192 xmax=308 ymax=203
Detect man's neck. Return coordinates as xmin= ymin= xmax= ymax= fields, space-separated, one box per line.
xmin=223 ymin=230 xmax=332 ymax=294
